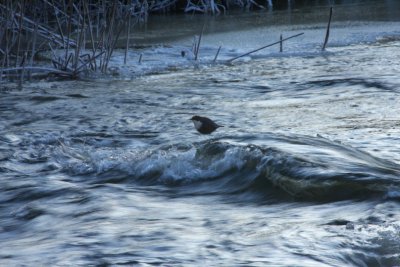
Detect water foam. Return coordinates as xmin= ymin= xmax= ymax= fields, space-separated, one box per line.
xmin=49 ymin=135 xmax=400 ymax=202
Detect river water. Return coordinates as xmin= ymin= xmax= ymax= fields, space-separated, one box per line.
xmin=1 ymin=1 xmax=400 ymax=266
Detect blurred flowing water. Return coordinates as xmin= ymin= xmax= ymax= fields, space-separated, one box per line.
xmin=1 ymin=1 xmax=400 ymax=266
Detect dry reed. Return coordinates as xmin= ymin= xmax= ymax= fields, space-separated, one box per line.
xmin=0 ymin=0 xmax=140 ymax=82
xmin=227 ymin=32 xmax=304 ymax=62
xmin=322 ymin=7 xmax=333 ymax=51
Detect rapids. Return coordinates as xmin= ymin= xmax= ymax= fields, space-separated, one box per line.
xmin=1 ymin=1 xmax=400 ymax=266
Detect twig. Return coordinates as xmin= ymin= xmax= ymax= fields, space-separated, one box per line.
xmin=42 ymin=0 xmax=78 ymax=24
xmin=18 ymin=52 xmax=26 ymax=89
xmin=322 ymin=7 xmax=333 ymax=51
xmin=101 ymin=1 xmax=118 ymax=72
xmin=195 ymin=21 xmax=206 ymax=61
xmin=73 ymin=2 xmax=85 ymax=72
xmin=28 ymin=11 xmax=39 ymax=81
xmin=0 ymin=3 xmax=75 ymax=47
xmin=103 ymin=22 xmax=124 ymax=73
xmin=64 ymin=0 xmax=73 ymax=69
xmin=83 ymin=1 xmax=95 ymax=52
xmin=51 ymin=0 xmax=65 ymax=47
xmin=83 ymin=1 xmax=97 ymax=71
xmin=213 ymin=45 xmax=221 ymax=63
xmin=75 ymin=51 xmax=105 ymax=73
xmin=65 ymin=53 xmax=73 ymax=69
xmin=1 ymin=66 xmax=72 ymax=77
xmin=124 ymin=0 xmax=132 ymax=65
xmin=227 ymin=32 xmax=304 ymax=62
xmin=15 ymin=0 xmax=25 ymax=67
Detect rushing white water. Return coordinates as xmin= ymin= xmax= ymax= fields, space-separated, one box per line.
xmin=1 ymin=2 xmax=400 ymax=266
xmin=99 ymin=20 xmax=400 ymax=83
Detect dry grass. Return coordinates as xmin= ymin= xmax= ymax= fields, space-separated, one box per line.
xmin=0 ymin=0 xmax=275 ymax=84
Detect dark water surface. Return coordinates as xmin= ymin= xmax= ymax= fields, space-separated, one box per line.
xmin=2 ymin=1 xmax=400 ymax=266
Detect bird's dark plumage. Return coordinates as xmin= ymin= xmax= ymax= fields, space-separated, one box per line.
xmin=190 ymin=115 xmax=223 ymax=134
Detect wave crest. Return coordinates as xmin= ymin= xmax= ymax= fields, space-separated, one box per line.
xmin=53 ymin=135 xmax=400 ymax=202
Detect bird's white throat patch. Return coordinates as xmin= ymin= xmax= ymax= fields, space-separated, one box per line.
xmin=192 ymin=120 xmax=202 ymax=130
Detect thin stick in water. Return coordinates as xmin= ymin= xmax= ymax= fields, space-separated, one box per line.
xmin=322 ymin=7 xmax=333 ymax=51
xmin=195 ymin=22 xmax=206 ymax=61
xmin=18 ymin=52 xmax=26 ymax=89
xmin=227 ymin=32 xmax=304 ymax=62
xmin=213 ymin=45 xmax=221 ymax=63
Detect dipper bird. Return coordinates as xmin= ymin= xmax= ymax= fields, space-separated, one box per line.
xmin=190 ymin=115 xmax=223 ymax=134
